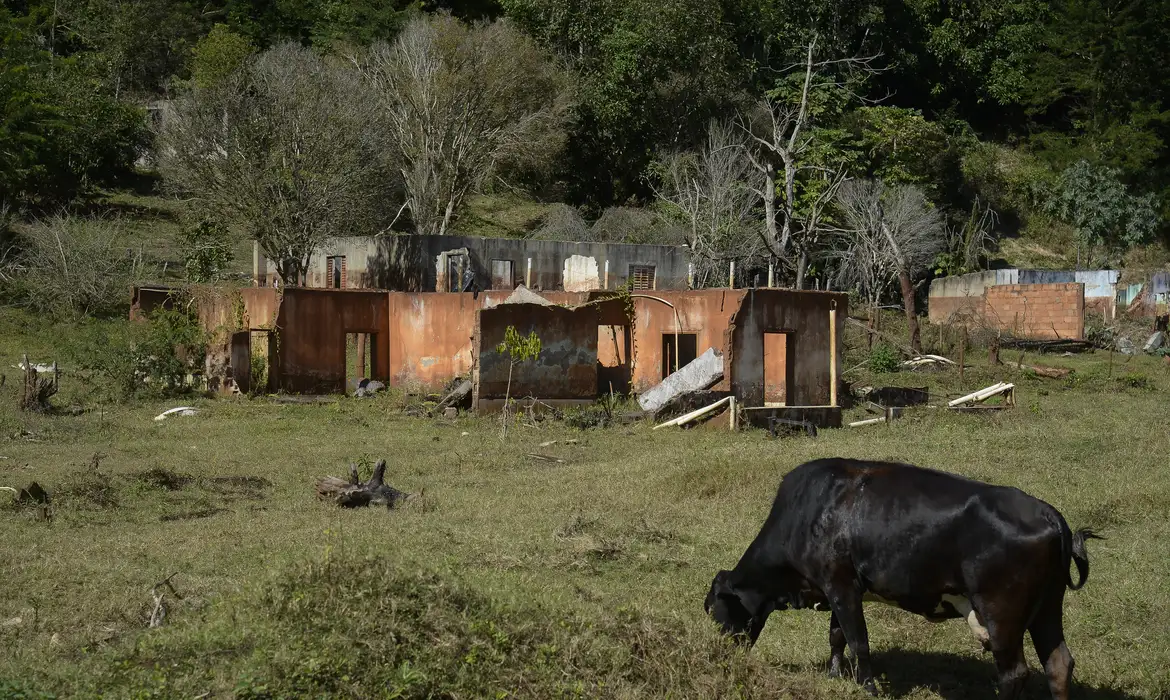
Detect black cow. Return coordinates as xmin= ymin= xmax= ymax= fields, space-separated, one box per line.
xmin=704 ymin=458 xmax=1099 ymax=699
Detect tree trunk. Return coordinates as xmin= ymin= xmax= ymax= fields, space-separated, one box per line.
xmin=763 ymin=164 xmax=778 ymax=254
xmin=898 ymin=269 xmax=922 ymax=354
xmin=794 ymin=249 xmax=808 ymax=290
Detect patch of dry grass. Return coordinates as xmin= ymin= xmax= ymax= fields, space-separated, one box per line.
xmin=0 ymin=310 xmax=1168 ymax=698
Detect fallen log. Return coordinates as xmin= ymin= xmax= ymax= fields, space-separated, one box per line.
xmin=1002 ymin=361 xmax=1071 ymax=379
xmin=316 ymin=459 xmax=411 ymax=509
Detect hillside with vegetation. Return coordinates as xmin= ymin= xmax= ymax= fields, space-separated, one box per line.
xmin=3 ymin=0 xmax=1170 ymax=316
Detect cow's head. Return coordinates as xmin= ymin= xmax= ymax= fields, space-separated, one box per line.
xmin=704 ymin=570 xmax=775 ymax=645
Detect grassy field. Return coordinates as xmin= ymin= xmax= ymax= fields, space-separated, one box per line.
xmin=1 ymin=310 xmax=1169 ymax=699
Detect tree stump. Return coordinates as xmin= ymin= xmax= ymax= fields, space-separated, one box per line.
xmin=315 ymin=459 xmax=411 ymax=509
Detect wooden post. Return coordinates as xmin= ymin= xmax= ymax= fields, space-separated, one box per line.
xmin=959 ymin=326 xmax=966 ymax=385
xmin=687 ymin=263 xmax=694 ymax=289
xmin=729 ymin=395 xmax=737 ymax=431
xmin=729 ymin=261 xmax=735 ymax=289
xmin=829 ymin=307 xmax=838 ymax=407
xmin=603 ymin=260 xmax=609 ymax=289
xmin=988 ymin=334 xmax=999 ymax=367
xmin=767 ymin=261 xmax=774 ymax=288
xmin=356 ymin=334 xmax=366 ymax=379
xmin=525 ymin=258 xmax=532 ymax=288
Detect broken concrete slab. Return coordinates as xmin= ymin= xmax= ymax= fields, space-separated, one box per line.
xmin=353 ymin=379 xmax=386 ymax=398
xmin=437 ymin=377 xmax=472 ymax=410
xmin=501 ymin=284 xmax=553 ymax=306
xmin=637 ymin=348 xmax=724 ymax=413
xmin=1118 ymin=337 xmax=1137 ymax=355
xmin=1143 ymin=331 xmax=1165 ymax=353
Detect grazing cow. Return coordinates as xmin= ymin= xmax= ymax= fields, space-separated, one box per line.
xmin=704 ymin=458 xmax=1100 ymax=699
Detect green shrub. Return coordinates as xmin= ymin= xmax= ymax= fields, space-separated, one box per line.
xmin=67 ymin=309 xmax=207 ymax=402
xmin=868 ymin=343 xmax=900 ymax=374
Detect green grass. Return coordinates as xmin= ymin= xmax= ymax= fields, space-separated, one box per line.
xmin=1 ymin=311 xmax=1169 ymax=698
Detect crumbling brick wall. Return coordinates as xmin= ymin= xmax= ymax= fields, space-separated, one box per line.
xmin=983 ymin=283 xmax=1084 ymax=340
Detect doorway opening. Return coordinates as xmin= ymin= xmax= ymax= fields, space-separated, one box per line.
xmin=598 ymin=324 xmax=631 ymax=394
xmin=763 ymin=331 xmax=792 ymax=406
xmin=661 ymin=333 xmax=697 ymax=379
xmin=346 ymin=332 xmax=374 ymax=391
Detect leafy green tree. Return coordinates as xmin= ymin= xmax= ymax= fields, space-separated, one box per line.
xmin=190 ymin=23 xmax=256 ymax=89
xmin=495 ymin=325 xmax=541 ymax=438
xmin=1044 ymin=160 xmax=1160 ymax=266
xmin=180 ymin=218 xmax=235 ymax=282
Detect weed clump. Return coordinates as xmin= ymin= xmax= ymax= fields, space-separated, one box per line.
xmin=868 ymin=343 xmax=900 ymax=374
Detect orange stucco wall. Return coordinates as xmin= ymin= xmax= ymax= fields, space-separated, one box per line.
xmin=629 ymin=289 xmax=744 ymax=393
xmin=275 ymin=288 xmax=390 ymax=392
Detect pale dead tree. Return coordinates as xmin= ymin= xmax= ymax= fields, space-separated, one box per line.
xmin=651 ymin=119 xmax=763 ymax=287
xmin=836 ymin=179 xmax=946 ymax=353
xmin=738 ymin=36 xmax=882 ymax=288
xmin=364 ymin=15 xmax=573 ymax=237
xmin=159 ymin=43 xmax=390 ymax=285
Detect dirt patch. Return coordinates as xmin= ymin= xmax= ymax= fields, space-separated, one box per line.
xmin=202 ymin=475 xmax=273 ymax=500
xmin=56 ymin=471 xmax=119 ymax=509
xmin=134 ymin=468 xmax=193 ymax=491
xmin=160 ymin=507 xmax=227 ymax=522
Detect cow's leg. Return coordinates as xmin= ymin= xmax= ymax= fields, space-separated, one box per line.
xmin=973 ymin=594 xmax=1029 ymax=700
xmin=828 ymin=612 xmax=847 ymax=678
xmin=826 ymin=587 xmax=875 ymax=695
xmin=1029 ymin=591 xmax=1074 ymax=700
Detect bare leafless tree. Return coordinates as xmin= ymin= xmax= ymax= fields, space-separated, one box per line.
xmin=363 ymin=15 xmax=573 ymax=237
xmin=17 ymin=214 xmax=146 ymax=318
xmin=159 ymin=43 xmax=391 ymax=285
xmin=738 ymin=36 xmax=882 ymax=288
xmin=651 ymin=119 xmax=764 ymax=287
xmin=836 ymin=179 xmax=946 ymax=353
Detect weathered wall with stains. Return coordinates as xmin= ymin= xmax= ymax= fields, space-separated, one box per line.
xmin=628 ymin=289 xmax=743 ymax=393
xmin=386 ymin=290 xmax=591 ymax=389
xmin=730 ymin=289 xmax=847 ymax=408
xmin=275 ymin=289 xmax=390 ymax=393
xmin=984 ymin=283 xmax=1085 ymax=339
xmin=259 ymin=234 xmax=690 ymax=293
xmin=473 ymin=303 xmax=599 ymax=406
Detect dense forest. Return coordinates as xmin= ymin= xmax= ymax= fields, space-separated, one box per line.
xmin=2 ymin=0 xmax=1169 ymax=314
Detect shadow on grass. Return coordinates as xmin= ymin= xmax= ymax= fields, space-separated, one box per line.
xmin=788 ymin=649 xmax=1147 ymax=700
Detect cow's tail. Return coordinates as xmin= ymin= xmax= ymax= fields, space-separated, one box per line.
xmin=1062 ymin=519 xmax=1103 ymax=591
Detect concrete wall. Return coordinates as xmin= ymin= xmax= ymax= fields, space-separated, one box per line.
xmin=730 ymin=289 xmax=847 ymax=408
xmin=984 ymin=284 xmax=1084 ymax=340
xmin=274 ymin=289 xmax=390 ymax=393
xmin=930 ymin=269 xmax=1118 ymax=322
xmin=474 ymin=304 xmax=599 ymax=407
xmin=258 ymin=234 xmax=691 ymax=292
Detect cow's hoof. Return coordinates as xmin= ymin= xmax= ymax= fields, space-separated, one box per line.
xmin=828 ymin=659 xmax=845 ymax=679
xmin=862 ymin=679 xmax=878 ymax=696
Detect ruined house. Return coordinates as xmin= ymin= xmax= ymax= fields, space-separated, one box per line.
xmin=253 ymin=234 xmax=692 ymax=292
xmin=132 ymin=283 xmax=847 ymax=427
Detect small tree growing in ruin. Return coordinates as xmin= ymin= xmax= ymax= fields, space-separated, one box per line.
xmin=496 ymin=325 xmax=541 ymax=439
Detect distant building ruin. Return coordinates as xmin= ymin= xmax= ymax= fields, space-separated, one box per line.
xmin=253 ymin=234 xmax=692 ymax=293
